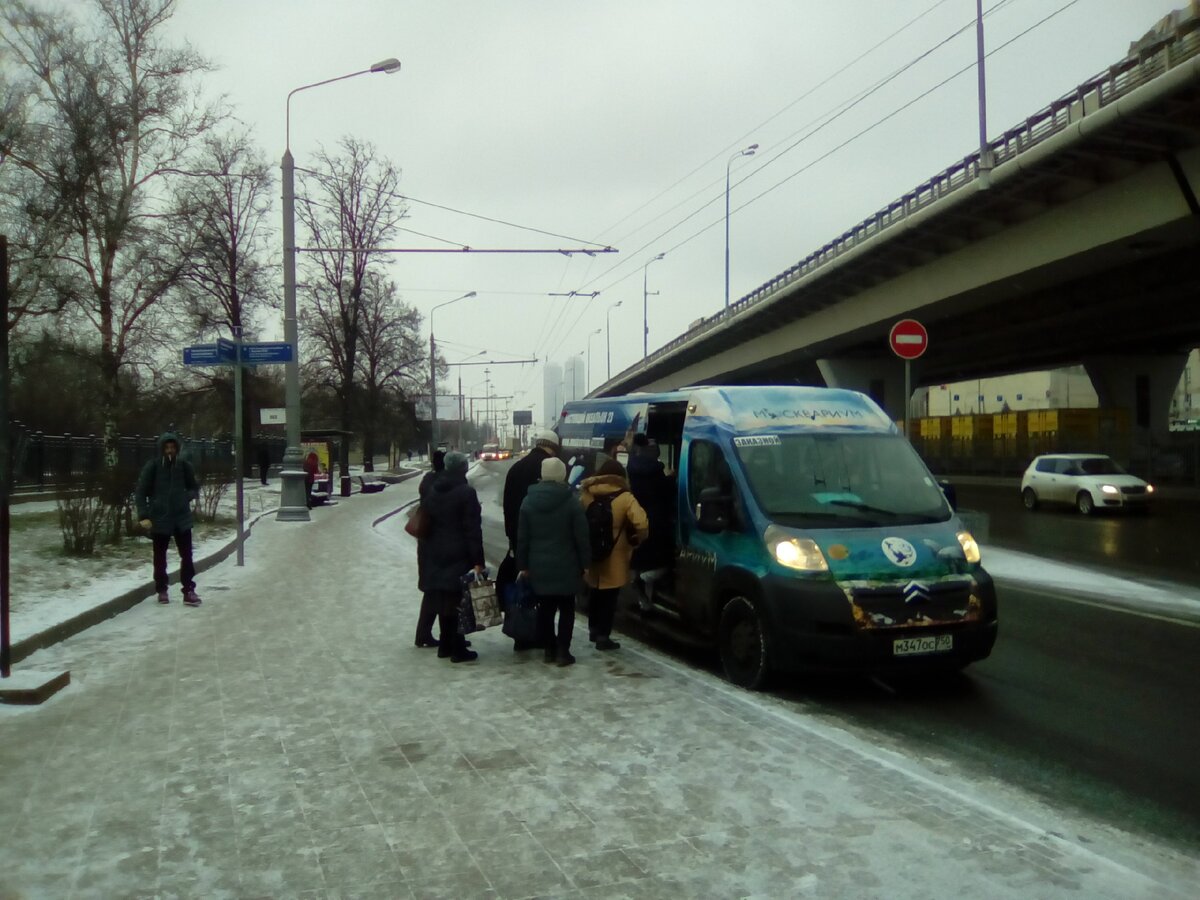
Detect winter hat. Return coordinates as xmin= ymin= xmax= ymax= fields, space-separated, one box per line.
xmin=431 ymin=449 xmax=446 ymax=472
xmin=599 ymin=459 xmax=627 ymax=479
xmin=534 ymin=429 xmax=560 ymax=448
xmin=540 ymin=457 xmax=567 ymax=483
xmin=445 ymin=451 xmax=469 ymax=474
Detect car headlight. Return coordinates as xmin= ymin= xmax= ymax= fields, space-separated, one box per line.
xmin=1146 ymin=484 xmax=1155 ymax=494
xmin=956 ymin=530 xmax=981 ymax=564
xmin=1100 ymin=484 xmax=1119 ymax=495
xmin=764 ymin=525 xmax=828 ymax=572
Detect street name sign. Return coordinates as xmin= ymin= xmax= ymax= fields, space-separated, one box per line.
xmin=241 ymin=341 xmax=293 ymax=365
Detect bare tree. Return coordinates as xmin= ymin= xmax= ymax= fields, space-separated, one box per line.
xmin=0 ymin=0 xmax=222 ymax=521
xmin=296 ymin=136 xmax=406 ymax=478
xmin=168 ymin=129 xmax=276 ymax=471
xmin=353 ymin=274 xmax=424 ymax=470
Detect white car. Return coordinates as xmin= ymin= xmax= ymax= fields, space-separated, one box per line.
xmin=1020 ymin=453 xmax=1154 ymax=515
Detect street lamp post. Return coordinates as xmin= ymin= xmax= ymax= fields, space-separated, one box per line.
xmin=606 ymin=300 xmax=622 ymax=381
xmin=428 ymin=291 xmax=477 ymax=456
xmin=725 ymin=143 xmax=757 ymax=309
xmin=278 ymin=57 xmax=401 ymax=521
xmin=585 ymin=328 xmax=601 ymax=395
xmin=642 ymin=253 xmax=664 ymax=359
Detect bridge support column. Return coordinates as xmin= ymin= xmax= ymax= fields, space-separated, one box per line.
xmin=817 ymin=357 xmax=910 ymax=424
xmin=1083 ymin=353 xmax=1187 ymax=446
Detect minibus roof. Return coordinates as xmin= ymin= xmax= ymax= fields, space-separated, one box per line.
xmin=556 ymin=386 xmax=896 ymax=448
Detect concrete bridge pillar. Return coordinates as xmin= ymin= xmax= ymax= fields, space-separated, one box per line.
xmin=1083 ymin=353 xmax=1188 ymax=443
xmin=817 ymin=357 xmax=911 ymax=424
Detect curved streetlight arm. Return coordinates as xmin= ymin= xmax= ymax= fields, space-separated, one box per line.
xmin=286 ymin=59 xmax=402 ymax=151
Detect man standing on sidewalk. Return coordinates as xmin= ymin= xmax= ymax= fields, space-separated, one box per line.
xmin=136 ymin=432 xmax=202 ymax=606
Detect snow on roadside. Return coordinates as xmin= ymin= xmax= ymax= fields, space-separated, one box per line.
xmin=982 ymin=544 xmax=1200 ymax=621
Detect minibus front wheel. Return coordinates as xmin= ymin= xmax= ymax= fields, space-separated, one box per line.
xmin=719 ymin=595 xmax=771 ymax=690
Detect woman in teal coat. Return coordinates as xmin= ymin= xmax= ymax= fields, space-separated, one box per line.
xmin=517 ymin=457 xmax=590 ymax=666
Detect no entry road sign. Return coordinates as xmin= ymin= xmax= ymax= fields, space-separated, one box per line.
xmin=889 ymin=319 xmax=928 ymax=360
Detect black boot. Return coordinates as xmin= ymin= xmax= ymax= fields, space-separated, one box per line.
xmin=450 ymin=634 xmax=477 ymax=663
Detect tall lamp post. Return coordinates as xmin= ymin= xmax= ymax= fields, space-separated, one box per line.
xmin=725 ymin=143 xmax=758 ymax=308
xmin=606 ymin=300 xmax=622 ymax=381
xmin=278 ymin=57 xmax=401 ymax=521
xmin=428 ymin=291 xmax=477 ymax=455
xmin=585 ymin=328 xmax=601 ymax=395
xmin=642 ymin=252 xmax=664 ymax=359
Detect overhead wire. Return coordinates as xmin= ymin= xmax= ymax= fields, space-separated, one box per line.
xmin=540 ymin=0 xmax=1049 ymax=365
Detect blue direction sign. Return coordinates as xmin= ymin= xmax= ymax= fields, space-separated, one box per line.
xmin=241 ymin=342 xmax=293 ymax=365
xmin=184 ymin=340 xmax=292 ymax=366
xmin=183 ymin=343 xmax=223 ymax=366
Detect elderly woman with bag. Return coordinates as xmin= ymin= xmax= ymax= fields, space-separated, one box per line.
xmin=412 ymin=450 xmax=445 ymax=648
xmin=580 ymin=458 xmax=649 ymax=651
xmin=418 ymin=452 xmax=485 ymax=663
xmin=517 ymin=457 xmax=590 ymax=667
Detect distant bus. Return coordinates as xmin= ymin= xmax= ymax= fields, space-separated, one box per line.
xmin=558 ymin=385 xmax=997 ymax=688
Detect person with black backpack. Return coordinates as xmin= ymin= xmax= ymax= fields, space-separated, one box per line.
xmin=579 ymin=459 xmax=649 ymax=651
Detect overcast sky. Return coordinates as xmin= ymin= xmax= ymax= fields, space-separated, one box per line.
xmin=167 ymin=0 xmax=1182 ymax=424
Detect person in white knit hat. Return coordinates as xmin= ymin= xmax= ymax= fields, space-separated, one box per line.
xmin=516 ymin=456 xmax=590 ymax=666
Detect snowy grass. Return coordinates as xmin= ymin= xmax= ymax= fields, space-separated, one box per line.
xmin=6 ymin=479 xmax=282 ymax=644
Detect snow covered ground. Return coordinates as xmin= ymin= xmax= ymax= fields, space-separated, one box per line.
xmin=5 ymin=478 xmax=283 ymax=645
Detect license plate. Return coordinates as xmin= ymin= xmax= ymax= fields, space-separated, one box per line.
xmin=892 ymin=634 xmax=953 ymax=657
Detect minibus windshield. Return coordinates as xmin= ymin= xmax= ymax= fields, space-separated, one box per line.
xmin=735 ymin=433 xmax=950 ymax=528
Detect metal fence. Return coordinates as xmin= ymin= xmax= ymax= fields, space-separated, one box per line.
xmin=7 ymin=423 xmax=289 ymax=493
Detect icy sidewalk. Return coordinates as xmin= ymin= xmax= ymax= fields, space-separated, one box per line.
xmin=1 ymin=486 xmax=1196 ymax=899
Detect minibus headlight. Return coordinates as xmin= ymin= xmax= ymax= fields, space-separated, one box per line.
xmin=765 ymin=526 xmax=828 ymax=572
xmin=956 ymin=530 xmax=981 ymax=565
xmin=1100 ymin=484 xmax=1119 ymax=495
xmin=1146 ymin=483 xmax=1155 ymax=493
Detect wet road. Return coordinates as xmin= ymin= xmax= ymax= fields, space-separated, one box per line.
xmin=956 ymin=480 xmax=1200 ymax=589
xmin=471 ymin=461 xmax=1200 ymax=851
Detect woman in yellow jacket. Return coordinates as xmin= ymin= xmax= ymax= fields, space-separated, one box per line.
xmin=580 ymin=459 xmax=650 ymax=650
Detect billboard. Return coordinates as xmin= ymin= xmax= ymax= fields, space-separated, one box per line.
xmin=512 ymin=409 xmax=533 ymax=426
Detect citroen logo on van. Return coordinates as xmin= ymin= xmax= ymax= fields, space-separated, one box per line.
xmin=903 ymin=581 xmax=931 ymax=605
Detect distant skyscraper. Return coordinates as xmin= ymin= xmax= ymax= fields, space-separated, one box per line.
xmin=563 ymin=356 xmax=584 ymax=405
xmin=543 ymin=362 xmax=563 ymax=427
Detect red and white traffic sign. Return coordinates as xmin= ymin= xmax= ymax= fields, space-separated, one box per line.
xmin=889 ymin=318 xmax=928 ymax=360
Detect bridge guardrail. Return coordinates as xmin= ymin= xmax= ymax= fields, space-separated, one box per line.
xmin=617 ymin=19 xmax=1200 ymax=385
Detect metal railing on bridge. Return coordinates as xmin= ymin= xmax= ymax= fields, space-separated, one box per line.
xmin=620 ymin=18 xmax=1200 ymax=383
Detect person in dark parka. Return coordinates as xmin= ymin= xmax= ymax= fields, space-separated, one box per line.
xmin=517 ymin=456 xmax=590 ymax=667
xmin=413 ymin=450 xmax=447 ymax=648
xmin=502 ymin=430 xmax=561 ymax=548
xmin=627 ymin=437 xmax=675 ymax=574
xmin=135 ymin=432 xmax=201 ymax=606
xmin=502 ymin=430 xmax=561 ymax=650
xmin=418 ymin=452 xmax=485 ymax=662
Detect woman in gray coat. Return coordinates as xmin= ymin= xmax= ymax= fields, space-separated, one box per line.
xmin=517 ymin=457 xmax=590 ymax=666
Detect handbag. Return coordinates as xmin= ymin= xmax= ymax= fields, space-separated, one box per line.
xmin=501 ymin=577 xmax=541 ymax=644
xmin=404 ymin=503 xmax=430 ymax=539
xmin=459 ymin=570 xmax=499 ymax=633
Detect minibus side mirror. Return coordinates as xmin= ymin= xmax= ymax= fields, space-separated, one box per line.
xmin=697 ymin=486 xmax=731 ymax=532
xmin=938 ymin=479 xmax=957 ymax=511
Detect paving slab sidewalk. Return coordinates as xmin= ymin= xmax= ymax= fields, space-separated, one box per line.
xmin=0 ymin=482 xmax=1195 ymax=899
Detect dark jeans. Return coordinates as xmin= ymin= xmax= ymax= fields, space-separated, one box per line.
xmin=259 ymin=462 xmax=269 ymax=485
xmin=415 ymin=591 xmax=440 ymax=643
xmin=588 ymin=587 xmax=620 ymax=640
xmin=432 ymin=590 xmax=467 ymax=657
xmin=152 ymin=529 xmax=195 ymax=594
xmin=537 ymin=594 xmax=575 ymax=653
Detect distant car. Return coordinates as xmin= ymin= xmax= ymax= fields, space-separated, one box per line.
xmin=1020 ymin=453 xmax=1154 ymax=515
xmin=480 ymin=444 xmax=511 ymax=461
